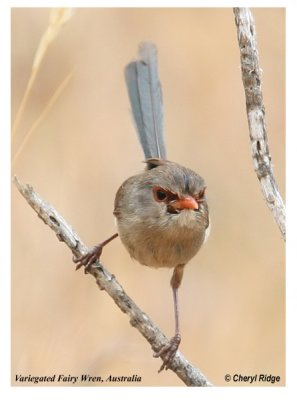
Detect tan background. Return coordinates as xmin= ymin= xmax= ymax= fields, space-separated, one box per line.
xmin=11 ymin=8 xmax=285 ymax=386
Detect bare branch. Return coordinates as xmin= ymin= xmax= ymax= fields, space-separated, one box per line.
xmin=13 ymin=176 xmax=212 ymax=387
xmin=233 ymin=7 xmax=286 ymax=240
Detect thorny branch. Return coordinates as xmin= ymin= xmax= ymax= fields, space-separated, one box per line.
xmin=13 ymin=176 xmax=212 ymax=387
xmin=233 ymin=7 xmax=286 ymax=240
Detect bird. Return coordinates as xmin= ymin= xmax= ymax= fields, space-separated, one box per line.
xmin=73 ymin=42 xmax=210 ymax=372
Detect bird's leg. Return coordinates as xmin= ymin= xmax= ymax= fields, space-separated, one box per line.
xmin=154 ymin=264 xmax=184 ymax=372
xmin=73 ymin=233 xmax=118 ymax=273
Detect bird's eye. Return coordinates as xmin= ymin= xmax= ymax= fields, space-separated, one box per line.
xmin=194 ymin=187 xmax=206 ymax=204
xmin=199 ymin=187 xmax=206 ymax=199
xmin=153 ymin=187 xmax=168 ymax=202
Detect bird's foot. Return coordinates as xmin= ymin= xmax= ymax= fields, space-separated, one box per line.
xmin=73 ymin=244 xmax=103 ymax=274
xmin=153 ymin=333 xmax=181 ymax=372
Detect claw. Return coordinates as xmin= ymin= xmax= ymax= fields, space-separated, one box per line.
xmin=73 ymin=244 xmax=103 ymax=273
xmin=153 ymin=333 xmax=181 ymax=372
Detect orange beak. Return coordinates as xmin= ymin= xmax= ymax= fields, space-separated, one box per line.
xmin=170 ymin=196 xmax=199 ymax=211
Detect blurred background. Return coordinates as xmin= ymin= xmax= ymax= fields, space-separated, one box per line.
xmin=11 ymin=8 xmax=285 ymax=386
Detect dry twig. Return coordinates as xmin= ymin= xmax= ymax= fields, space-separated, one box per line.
xmin=233 ymin=7 xmax=286 ymax=240
xmin=13 ymin=176 xmax=212 ymax=387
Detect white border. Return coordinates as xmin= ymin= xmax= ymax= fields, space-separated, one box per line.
xmin=3 ymin=1 xmax=295 ymax=400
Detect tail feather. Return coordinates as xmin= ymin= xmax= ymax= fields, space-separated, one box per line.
xmin=125 ymin=42 xmax=166 ymax=160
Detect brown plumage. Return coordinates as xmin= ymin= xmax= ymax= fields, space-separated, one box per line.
xmin=74 ymin=43 xmax=210 ymax=372
xmin=114 ymin=159 xmax=209 ymax=269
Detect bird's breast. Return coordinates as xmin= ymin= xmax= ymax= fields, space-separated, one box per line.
xmin=116 ymin=210 xmax=206 ymax=268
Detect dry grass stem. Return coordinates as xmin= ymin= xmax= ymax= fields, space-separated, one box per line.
xmin=12 ymin=8 xmax=74 ymax=138
xmin=12 ymin=71 xmax=73 ymax=166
